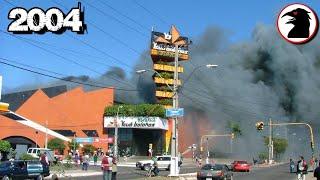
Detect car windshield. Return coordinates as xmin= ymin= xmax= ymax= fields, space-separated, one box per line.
xmin=201 ymin=164 xmax=224 ymax=170
xmin=237 ymin=161 xmax=248 ymax=164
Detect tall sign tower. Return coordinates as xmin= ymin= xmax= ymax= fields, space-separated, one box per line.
xmin=150 ymin=26 xmax=189 ymax=176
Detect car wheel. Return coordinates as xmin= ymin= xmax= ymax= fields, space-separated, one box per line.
xmin=35 ymin=175 xmax=44 ymax=180
xmin=166 ymin=165 xmax=170 ymax=171
xmin=143 ymin=164 xmax=151 ymax=171
xmin=2 ymin=175 xmax=10 ymax=180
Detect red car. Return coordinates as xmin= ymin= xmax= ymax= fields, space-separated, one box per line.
xmin=231 ymin=160 xmax=251 ymax=172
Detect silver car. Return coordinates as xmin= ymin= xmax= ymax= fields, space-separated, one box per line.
xmin=197 ymin=164 xmax=233 ymax=180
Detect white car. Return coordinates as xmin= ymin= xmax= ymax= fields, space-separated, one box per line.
xmin=136 ymin=155 xmax=182 ymax=171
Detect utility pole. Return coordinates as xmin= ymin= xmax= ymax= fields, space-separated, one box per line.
xmin=170 ymin=44 xmax=179 ymax=176
xmin=45 ymin=119 xmax=48 ymax=149
xmin=268 ymin=118 xmax=273 ymax=164
xmin=114 ymin=105 xmax=123 ymax=160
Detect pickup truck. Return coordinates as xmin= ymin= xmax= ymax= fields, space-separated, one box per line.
xmin=136 ymin=155 xmax=182 ymax=171
xmin=0 ymin=160 xmax=50 ymax=180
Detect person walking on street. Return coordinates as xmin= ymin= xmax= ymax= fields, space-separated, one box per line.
xmin=101 ymin=152 xmax=113 ymax=180
xmin=111 ymin=156 xmax=117 ymax=180
xmin=290 ymin=159 xmax=295 ymax=173
xmin=93 ymin=153 xmax=98 ymax=166
xmin=297 ymin=156 xmax=308 ymax=180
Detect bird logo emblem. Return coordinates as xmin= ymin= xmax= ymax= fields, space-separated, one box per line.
xmin=277 ymin=3 xmax=318 ymax=44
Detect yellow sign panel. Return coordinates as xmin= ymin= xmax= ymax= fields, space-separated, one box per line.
xmin=151 ymin=49 xmax=189 ymax=60
xmin=0 ymin=102 xmax=9 ymax=112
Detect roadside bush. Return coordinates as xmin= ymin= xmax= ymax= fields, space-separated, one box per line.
xmin=82 ymin=144 xmax=96 ymax=155
xmin=48 ymin=138 xmax=66 ymax=154
xmin=19 ymin=153 xmax=37 ymax=160
xmin=0 ymin=140 xmax=11 ymax=153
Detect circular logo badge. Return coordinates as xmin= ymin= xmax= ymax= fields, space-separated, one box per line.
xmin=277 ymin=3 xmax=319 ymax=44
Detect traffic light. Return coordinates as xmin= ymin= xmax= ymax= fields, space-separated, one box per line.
xmin=231 ymin=133 xmax=235 ymax=139
xmin=256 ymin=121 xmax=264 ymax=131
xmin=0 ymin=102 xmax=9 ymax=113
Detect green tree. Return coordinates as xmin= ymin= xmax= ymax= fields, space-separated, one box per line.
xmin=258 ymin=152 xmax=268 ymax=161
xmin=0 ymin=140 xmax=11 ymax=152
xmin=82 ymin=144 xmax=97 ymax=155
xmin=264 ymin=137 xmax=288 ymax=159
xmin=68 ymin=139 xmax=79 ymax=151
xmin=48 ymin=138 xmax=66 ymax=154
xmin=226 ymin=121 xmax=242 ymax=136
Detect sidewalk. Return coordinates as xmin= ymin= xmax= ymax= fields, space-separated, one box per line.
xmin=45 ymin=169 xmax=102 ymax=179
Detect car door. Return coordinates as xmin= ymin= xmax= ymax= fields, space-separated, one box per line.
xmin=12 ymin=161 xmax=28 ymax=179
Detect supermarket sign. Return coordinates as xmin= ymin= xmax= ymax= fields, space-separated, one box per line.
xmin=104 ymin=116 xmax=168 ymax=130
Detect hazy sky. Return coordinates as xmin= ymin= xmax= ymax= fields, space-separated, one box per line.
xmin=0 ymin=0 xmax=319 ymax=92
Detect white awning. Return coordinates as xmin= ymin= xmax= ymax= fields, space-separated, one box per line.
xmin=2 ymin=111 xmax=71 ymax=142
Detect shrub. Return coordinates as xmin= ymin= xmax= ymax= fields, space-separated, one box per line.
xmin=19 ymin=153 xmax=36 ymax=160
xmin=104 ymin=104 xmax=165 ymax=118
xmin=0 ymin=140 xmax=11 ymax=152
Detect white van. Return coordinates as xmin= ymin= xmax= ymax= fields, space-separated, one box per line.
xmin=27 ymin=148 xmax=55 ymax=162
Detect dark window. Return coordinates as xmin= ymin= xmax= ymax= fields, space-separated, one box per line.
xmin=82 ymin=130 xmax=99 ymax=137
xmin=2 ymin=112 xmax=25 ymax=120
xmin=53 ymin=130 xmax=75 ymax=137
xmin=201 ymin=164 xmax=224 ymax=170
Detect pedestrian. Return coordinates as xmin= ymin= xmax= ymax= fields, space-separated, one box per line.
xmin=101 ymin=152 xmax=113 ymax=180
xmin=314 ymin=161 xmax=320 ymax=180
xmin=316 ymin=158 xmax=319 ymax=168
xmin=148 ymin=148 xmax=152 ymax=157
xmin=311 ymin=158 xmax=315 ymax=171
xmin=297 ymin=156 xmax=308 ymax=180
xmin=40 ymin=152 xmax=49 ymax=167
xmin=82 ymin=154 xmax=89 ymax=171
xmin=93 ymin=153 xmax=98 ymax=166
xmin=111 ymin=156 xmax=117 ymax=180
xmin=289 ymin=159 xmax=295 ymax=173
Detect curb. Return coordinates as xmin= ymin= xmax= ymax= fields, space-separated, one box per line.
xmin=44 ymin=172 xmax=102 ymax=179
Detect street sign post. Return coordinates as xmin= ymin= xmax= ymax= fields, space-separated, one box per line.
xmin=166 ymin=108 xmax=184 ymax=117
xmin=75 ymin=137 xmax=94 ymax=143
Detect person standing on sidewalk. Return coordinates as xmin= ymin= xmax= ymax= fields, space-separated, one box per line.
xmin=314 ymin=161 xmax=320 ymax=180
xmin=111 ymin=156 xmax=117 ymax=180
xmin=101 ymin=152 xmax=113 ymax=180
xmin=94 ymin=153 xmax=98 ymax=166
xmin=82 ymin=154 xmax=89 ymax=171
xmin=290 ymin=159 xmax=295 ymax=173
xmin=297 ymin=156 xmax=308 ymax=180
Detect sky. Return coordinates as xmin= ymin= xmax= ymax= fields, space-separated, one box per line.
xmin=0 ymin=0 xmax=319 ymax=93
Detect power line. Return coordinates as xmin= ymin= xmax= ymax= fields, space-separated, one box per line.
xmin=0 ymin=30 xmax=135 ymax=88
xmin=0 ymin=58 xmax=138 ymax=92
xmin=80 ymin=0 xmax=148 ymax=38
xmin=97 ymin=0 xmax=150 ymax=30
xmin=132 ymin=0 xmax=170 ymax=26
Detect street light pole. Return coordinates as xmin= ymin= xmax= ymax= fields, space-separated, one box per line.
xmin=114 ymin=105 xmax=123 ymax=160
xmin=169 ymin=44 xmax=180 ymax=176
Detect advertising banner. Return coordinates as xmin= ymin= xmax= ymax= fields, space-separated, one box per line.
xmin=104 ymin=116 xmax=168 ymax=130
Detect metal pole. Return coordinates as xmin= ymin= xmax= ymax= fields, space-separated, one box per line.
xmin=170 ymin=44 xmax=179 ymax=176
xmin=45 ymin=119 xmax=48 ymax=149
xmin=230 ymin=138 xmax=233 ymax=154
xmin=268 ymin=118 xmax=272 ymax=164
xmin=114 ymin=106 xmax=122 ymax=160
xmin=206 ymin=138 xmax=209 ymax=164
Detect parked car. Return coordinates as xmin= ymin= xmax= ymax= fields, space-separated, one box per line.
xmin=136 ymin=155 xmax=182 ymax=171
xmin=197 ymin=163 xmax=233 ymax=180
xmin=231 ymin=160 xmax=251 ymax=172
xmin=0 ymin=160 xmax=50 ymax=180
xmin=27 ymin=148 xmax=55 ymax=163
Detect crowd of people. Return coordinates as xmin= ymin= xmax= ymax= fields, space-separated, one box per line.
xmin=289 ymin=156 xmax=320 ymax=180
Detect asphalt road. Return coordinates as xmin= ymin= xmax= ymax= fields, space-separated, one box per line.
xmin=61 ymin=163 xmax=299 ymax=180
xmin=234 ymin=163 xmax=296 ymax=180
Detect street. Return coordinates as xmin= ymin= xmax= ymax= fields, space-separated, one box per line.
xmin=60 ymin=163 xmax=299 ymax=180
